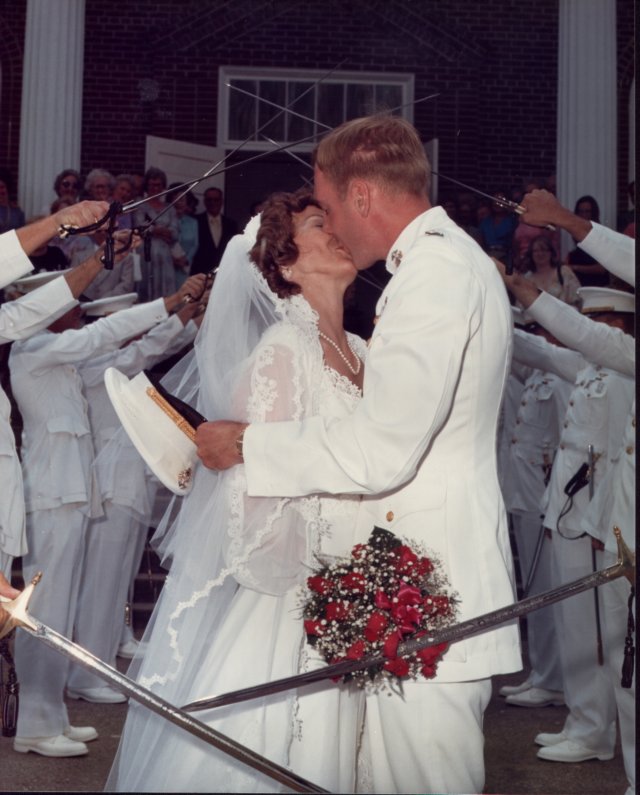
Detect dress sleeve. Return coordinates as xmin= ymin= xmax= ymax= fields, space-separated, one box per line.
xmin=224 ymin=332 xmax=322 ymax=594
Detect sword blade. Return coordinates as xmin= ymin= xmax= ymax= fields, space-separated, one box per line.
xmin=182 ymin=528 xmax=634 ymax=713
xmin=19 ymin=621 xmax=328 ymax=794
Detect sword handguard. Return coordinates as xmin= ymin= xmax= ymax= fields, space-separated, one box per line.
xmin=0 ymin=573 xmax=40 ymax=640
xmin=613 ymin=526 xmax=635 ymax=585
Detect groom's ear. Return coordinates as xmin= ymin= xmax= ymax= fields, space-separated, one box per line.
xmin=349 ymin=180 xmax=371 ymax=218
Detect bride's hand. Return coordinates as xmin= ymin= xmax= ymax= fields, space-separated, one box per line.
xmin=195 ymin=421 xmax=247 ymax=470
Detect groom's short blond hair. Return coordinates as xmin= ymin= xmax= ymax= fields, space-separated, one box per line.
xmin=313 ymin=114 xmax=430 ymax=199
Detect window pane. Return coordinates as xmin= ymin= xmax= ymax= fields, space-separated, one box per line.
xmin=287 ymin=82 xmax=315 ymax=142
xmin=317 ymin=83 xmax=344 ymax=131
xmin=346 ymin=84 xmax=375 ymax=119
xmin=228 ymin=79 xmax=257 ymax=141
xmin=258 ymin=80 xmax=286 ymax=141
xmin=374 ymin=84 xmax=403 ymax=114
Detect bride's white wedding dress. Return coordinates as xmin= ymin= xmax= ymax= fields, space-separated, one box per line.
xmin=107 ymin=292 xmax=367 ymax=793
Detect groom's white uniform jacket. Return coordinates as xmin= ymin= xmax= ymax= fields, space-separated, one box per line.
xmin=245 ymin=206 xmax=522 ymax=682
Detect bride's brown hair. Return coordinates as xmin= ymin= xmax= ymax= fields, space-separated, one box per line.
xmin=251 ymin=188 xmax=321 ymax=298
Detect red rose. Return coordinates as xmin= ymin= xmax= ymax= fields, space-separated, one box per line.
xmin=384 ymin=657 xmax=410 ymax=677
xmin=417 ymin=556 xmax=434 ymax=576
xmin=325 ymin=600 xmax=351 ymax=622
xmin=423 ymin=594 xmax=450 ymax=615
xmin=351 ymin=544 xmax=368 ymax=560
xmin=304 ymin=619 xmax=324 ymax=636
xmin=390 ymin=603 xmax=422 ymax=633
xmin=393 ymin=545 xmax=419 ymax=574
xmin=364 ymin=611 xmax=389 ymax=642
xmin=383 ymin=630 xmax=402 ymax=659
xmin=417 ymin=642 xmax=448 ymax=664
xmin=307 ymin=575 xmax=334 ymax=596
xmin=340 ymin=571 xmax=366 ymax=594
xmin=420 ymin=663 xmax=437 ymax=679
xmin=346 ymin=639 xmax=367 ymax=660
xmin=396 ymin=583 xmax=422 ymax=606
xmin=374 ymin=589 xmax=392 ymax=610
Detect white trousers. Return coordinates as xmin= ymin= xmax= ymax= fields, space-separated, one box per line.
xmin=15 ymin=505 xmax=87 ymax=737
xmin=550 ymin=532 xmax=616 ymax=752
xmin=0 ymin=550 xmax=12 ymax=579
xmin=118 ymin=516 xmax=149 ymax=646
xmin=511 ymin=512 xmax=562 ymax=691
xmin=358 ymin=678 xmax=492 ymax=794
xmin=601 ymin=550 xmax=635 ymax=793
xmin=68 ymin=502 xmax=142 ymax=690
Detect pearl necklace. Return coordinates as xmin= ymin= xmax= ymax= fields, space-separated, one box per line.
xmin=318 ymin=330 xmax=361 ymax=376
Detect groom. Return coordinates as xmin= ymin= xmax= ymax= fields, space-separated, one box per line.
xmin=195 ymin=114 xmax=522 ymax=794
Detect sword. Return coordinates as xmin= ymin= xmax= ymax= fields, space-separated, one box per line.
xmin=181 ymin=527 xmax=634 ymax=713
xmin=588 ymin=443 xmax=605 ymax=665
xmin=0 ymin=575 xmax=327 ymax=794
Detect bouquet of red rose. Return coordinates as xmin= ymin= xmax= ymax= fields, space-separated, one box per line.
xmin=302 ymin=527 xmax=458 ymax=689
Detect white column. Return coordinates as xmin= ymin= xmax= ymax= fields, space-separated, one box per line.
xmin=18 ymin=0 xmax=85 ymax=218
xmin=557 ymin=0 xmax=617 ymax=254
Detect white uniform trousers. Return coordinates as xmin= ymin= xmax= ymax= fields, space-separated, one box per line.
xmin=358 ymin=678 xmax=492 ymax=794
xmin=118 ymin=518 xmax=149 ymax=646
xmin=601 ymin=551 xmax=635 ymax=794
xmin=68 ymin=502 xmax=140 ymax=690
xmin=511 ymin=512 xmax=562 ymax=691
xmin=15 ymin=505 xmax=87 ymax=737
xmin=0 ymin=550 xmax=12 ymax=579
xmin=550 ymin=533 xmax=616 ymax=752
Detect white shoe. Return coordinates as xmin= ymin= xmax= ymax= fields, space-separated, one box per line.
xmin=506 ymin=687 xmax=565 ymax=707
xmin=14 ymin=734 xmax=88 ymax=757
xmin=498 ymin=679 xmax=532 ymax=697
xmin=67 ymin=685 xmax=127 ymax=704
xmin=64 ymin=724 xmax=98 ymax=743
xmin=117 ymin=638 xmax=143 ymax=659
xmin=535 ymin=731 xmax=568 ymax=747
xmin=537 ymin=739 xmax=614 ymax=763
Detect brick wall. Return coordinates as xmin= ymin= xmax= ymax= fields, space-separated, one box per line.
xmin=0 ymin=0 xmax=634 ymax=218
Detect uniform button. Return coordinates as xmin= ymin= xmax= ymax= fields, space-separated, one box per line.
xmin=511 ymin=438 xmax=517 ymax=444
xmin=632 ymin=418 xmax=636 ymax=428
xmin=386 ymin=511 xmax=394 ymax=522
xmin=569 ymin=400 xmax=574 ymax=406
xmin=521 ymin=400 xmax=526 ymax=406
xmin=563 ymin=421 xmax=568 ymax=428
xmin=560 ymin=444 xmax=565 ymax=450
xmin=626 ymin=446 xmax=634 ymax=455
xmin=515 ymin=419 xmax=521 ymax=425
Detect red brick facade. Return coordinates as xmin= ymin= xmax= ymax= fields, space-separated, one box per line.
xmin=0 ymin=0 xmax=635 ymax=218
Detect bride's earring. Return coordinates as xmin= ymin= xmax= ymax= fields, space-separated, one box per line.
xmin=282 ymin=267 xmax=293 ymax=281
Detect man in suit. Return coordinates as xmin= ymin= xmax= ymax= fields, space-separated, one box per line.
xmin=190 ymin=187 xmax=238 ymax=275
xmin=194 ymin=114 xmax=522 ymax=794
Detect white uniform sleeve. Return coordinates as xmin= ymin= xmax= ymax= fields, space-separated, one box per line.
xmin=17 ymin=298 xmax=169 ymax=375
xmin=78 ymin=314 xmax=194 ymax=386
xmin=512 ymin=328 xmax=586 ymax=382
xmin=527 ymin=291 xmax=634 ymax=377
xmin=0 ymin=277 xmax=75 ymax=343
xmin=578 ymin=223 xmax=635 ymax=287
xmin=0 ymin=230 xmax=34 ymax=288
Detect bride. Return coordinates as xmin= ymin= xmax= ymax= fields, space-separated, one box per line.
xmin=107 ymin=189 xmax=367 ymax=793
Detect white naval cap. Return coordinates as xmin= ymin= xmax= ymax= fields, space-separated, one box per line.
xmin=578 ymin=287 xmax=635 ymax=314
xmin=11 ymin=269 xmax=71 ymax=294
xmin=104 ymin=367 xmax=198 ymax=495
xmin=80 ymin=292 xmax=138 ymax=316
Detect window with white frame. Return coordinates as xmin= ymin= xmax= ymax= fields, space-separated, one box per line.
xmin=218 ymin=67 xmax=414 ymax=151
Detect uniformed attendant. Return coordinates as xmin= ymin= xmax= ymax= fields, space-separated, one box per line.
xmin=9 ymin=280 xmax=195 ymax=758
xmin=500 ymin=311 xmax=572 ymax=707
xmin=66 ymin=291 xmax=202 ymax=701
xmin=500 ymin=278 xmax=634 ymax=767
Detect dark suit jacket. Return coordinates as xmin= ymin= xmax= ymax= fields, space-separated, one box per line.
xmin=190 ymin=213 xmax=238 ymax=274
